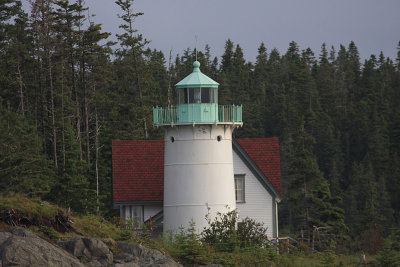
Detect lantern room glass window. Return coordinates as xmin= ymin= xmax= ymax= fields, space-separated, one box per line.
xmin=178 ymin=87 xmax=218 ymax=104
xmin=213 ymin=88 xmax=218 ymax=103
xmin=202 ymin=87 xmax=218 ymax=103
xmin=201 ymin=87 xmax=210 ymax=103
xmin=178 ymin=88 xmax=187 ymax=104
xmin=189 ymin=88 xmax=201 ymax=103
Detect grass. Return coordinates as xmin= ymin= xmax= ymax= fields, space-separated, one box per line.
xmin=0 ymin=194 xmax=62 ymax=217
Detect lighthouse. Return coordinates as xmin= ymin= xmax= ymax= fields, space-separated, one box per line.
xmin=153 ymin=60 xmax=243 ymax=233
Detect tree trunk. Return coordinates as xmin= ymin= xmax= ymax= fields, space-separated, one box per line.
xmin=17 ymin=63 xmax=25 ymax=116
xmin=304 ymin=178 xmax=310 ymax=245
xmin=48 ymin=51 xmax=58 ymax=169
xmin=95 ymin=102 xmax=100 ymax=213
xmin=85 ymin=91 xmax=90 ymax=167
xmin=167 ymin=48 xmax=173 ymax=107
xmin=75 ymin=85 xmax=83 ymax=161
xmin=61 ymin=61 xmax=66 ymax=170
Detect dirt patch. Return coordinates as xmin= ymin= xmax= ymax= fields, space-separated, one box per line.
xmin=0 ymin=209 xmax=75 ymax=233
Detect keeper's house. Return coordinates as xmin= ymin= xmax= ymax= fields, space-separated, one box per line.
xmin=112 ymin=137 xmax=282 ymax=237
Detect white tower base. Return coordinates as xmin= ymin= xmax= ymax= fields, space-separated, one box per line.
xmin=163 ymin=124 xmax=237 ymax=234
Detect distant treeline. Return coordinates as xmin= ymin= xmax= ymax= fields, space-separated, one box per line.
xmin=1 ymin=0 xmax=399 ymax=253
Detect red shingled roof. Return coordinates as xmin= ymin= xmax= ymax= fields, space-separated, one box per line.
xmin=112 ymin=140 xmax=164 ymax=203
xmin=235 ymin=138 xmax=282 ymax=195
xmin=112 ymin=138 xmax=282 ymax=203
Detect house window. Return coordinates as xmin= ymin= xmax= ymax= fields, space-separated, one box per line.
xmin=234 ymin=175 xmax=245 ymax=203
xmin=123 ymin=205 xmax=143 ymax=229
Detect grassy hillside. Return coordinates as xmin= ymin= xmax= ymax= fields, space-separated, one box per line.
xmin=0 ymin=195 xmax=396 ymax=266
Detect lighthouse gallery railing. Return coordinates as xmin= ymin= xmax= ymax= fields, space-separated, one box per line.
xmin=153 ymin=105 xmax=242 ymax=125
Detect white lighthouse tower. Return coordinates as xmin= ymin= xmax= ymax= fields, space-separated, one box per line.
xmin=153 ymin=61 xmax=243 ymax=233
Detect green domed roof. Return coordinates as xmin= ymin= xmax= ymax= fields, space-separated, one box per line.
xmin=175 ymin=61 xmax=219 ymax=88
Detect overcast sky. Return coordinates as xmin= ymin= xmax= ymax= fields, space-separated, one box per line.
xmin=25 ymin=0 xmax=400 ymax=63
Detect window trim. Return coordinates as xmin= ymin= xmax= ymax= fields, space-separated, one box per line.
xmin=234 ymin=174 xmax=245 ymax=203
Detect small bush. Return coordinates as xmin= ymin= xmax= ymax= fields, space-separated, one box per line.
xmin=201 ymin=209 xmax=238 ymax=252
xmin=373 ymin=240 xmax=400 ymax=267
xmin=202 ymin=208 xmax=273 ymax=253
xmin=39 ymin=225 xmax=59 ymax=240
xmin=164 ymin=220 xmax=211 ymax=266
xmin=237 ymin=217 xmax=269 ymax=248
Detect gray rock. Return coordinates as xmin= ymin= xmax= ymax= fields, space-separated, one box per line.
xmin=0 ymin=228 xmax=83 ymax=267
xmin=115 ymin=242 xmax=182 ymax=267
xmin=57 ymin=238 xmax=113 ymax=266
xmin=0 ymin=228 xmax=181 ymax=267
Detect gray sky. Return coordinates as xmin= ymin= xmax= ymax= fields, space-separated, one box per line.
xmin=27 ymin=0 xmax=400 ymax=63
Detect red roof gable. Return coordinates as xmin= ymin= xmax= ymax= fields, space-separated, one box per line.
xmin=112 ymin=138 xmax=282 ymax=203
xmin=112 ymin=140 xmax=164 ymax=203
xmin=235 ymin=138 xmax=282 ymax=195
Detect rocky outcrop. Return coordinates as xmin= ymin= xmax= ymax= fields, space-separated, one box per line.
xmin=0 ymin=228 xmax=181 ymax=267
xmin=0 ymin=228 xmax=83 ymax=267
xmin=57 ymin=238 xmax=113 ymax=266
xmin=113 ymin=242 xmax=181 ymax=267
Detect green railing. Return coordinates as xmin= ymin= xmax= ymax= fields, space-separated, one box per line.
xmin=153 ymin=104 xmax=242 ymax=125
xmin=153 ymin=106 xmax=178 ymax=124
xmin=218 ymin=105 xmax=243 ymax=123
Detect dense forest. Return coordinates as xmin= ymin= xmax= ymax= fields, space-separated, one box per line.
xmin=1 ymin=0 xmax=399 ymax=253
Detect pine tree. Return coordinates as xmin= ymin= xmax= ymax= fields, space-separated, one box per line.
xmin=218 ymin=39 xmax=235 ymax=104
xmin=115 ymin=0 xmax=152 ymax=139
xmin=0 ymin=0 xmax=32 ymax=116
xmin=0 ymin=102 xmax=54 ymax=197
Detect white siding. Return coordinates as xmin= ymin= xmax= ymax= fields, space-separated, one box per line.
xmin=144 ymin=205 xmax=163 ymax=221
xmin=233 ymin=150 xmax=275 ymax=238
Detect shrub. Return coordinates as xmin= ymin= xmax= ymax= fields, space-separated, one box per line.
xmin=39 ymin=225 xmax=59 ymax=240
xmin=202 ymin=208 xmax=273 ymax=253
xmin=373 ymin=240 xmax=400 ymax=267
xmin=237 ymin=217 xmax=269 ymax=248
xmin=164 ymin=220 xmax=211 ymax=266
xmin=201 ymin=209 xmax=238 ymax=252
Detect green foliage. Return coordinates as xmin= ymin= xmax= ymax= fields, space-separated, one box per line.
xmin=0 ymin=195 xmax=62 ymax=217
xmin=39 ymin=225 xmax=60 ymax=240
xmin=201 ymin=208 xmax=273 ymax=255
xmin=373 ymin=240 xmax=400 ymax=267
xmin=202 ymin=209 xmax=239 ymax=252
xmin=237 ymin=217 xmax=269 ymax=248
xmin=117 ymin=218 xmax=135 ymax=241
xmin=0 ymin=105 xmax=54 ymax=197
xmin=163 ymin=221 xmax=211 ymax=266
xmin=163 ymin=218 xmax=276 ymax=266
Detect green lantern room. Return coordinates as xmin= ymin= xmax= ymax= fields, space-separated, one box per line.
xmin=153 ymin=61 xmax=242 ymax=126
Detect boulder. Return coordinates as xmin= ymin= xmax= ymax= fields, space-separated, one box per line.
xmin=0 ymin=228 xmax=83 ymax=267
xmin=0 ymin=228 xmax=182 ymax=267
xmin=113 ymin=241 xmax=182 ymax=267
xmin=57 ymin=238 xmax=113 ymax=266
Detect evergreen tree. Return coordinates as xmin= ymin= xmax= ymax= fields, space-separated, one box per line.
xmin=0 ymin=0 xmax=32 ymax=116
xmin=218 ymin=39 xmax=235 ymax=104
xmin=114 ymin=0 xmax=154 ymax=139
xmin=0 ymin=101 xmax=54 ymax=197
